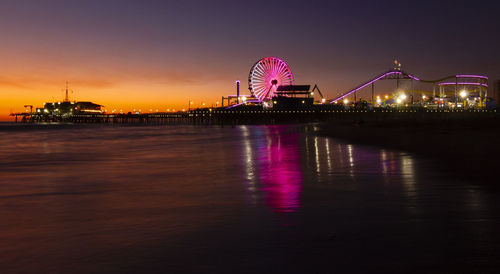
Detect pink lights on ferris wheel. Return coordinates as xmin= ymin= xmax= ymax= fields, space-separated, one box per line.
xmin=248 ymin=57 xmax=294 ymax=102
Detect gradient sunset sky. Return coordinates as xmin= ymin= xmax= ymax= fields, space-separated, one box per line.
xmin=1 ymin=0 xmax=499 ymax=119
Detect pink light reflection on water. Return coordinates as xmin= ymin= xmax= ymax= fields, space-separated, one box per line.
xmin=256 ymin=128 xmax=303 ymax=213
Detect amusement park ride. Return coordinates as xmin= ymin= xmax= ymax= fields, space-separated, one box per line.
xmin=10 ymin=56 xmax=495 ymax=123
xmin=330 ymin=60 xmax=490 ymax=109
xmin=224 ymin=57 xmax=325 ymax=109
xmin=223 ymin=57 xmax=491 ymax=110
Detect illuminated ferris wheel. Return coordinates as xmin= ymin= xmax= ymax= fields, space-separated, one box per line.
xmin=248 ymin=57 xmax=294 ymax=102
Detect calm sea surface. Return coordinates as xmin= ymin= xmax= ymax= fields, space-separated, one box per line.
xmin=0 ymin=124 xmax=499 ymax=273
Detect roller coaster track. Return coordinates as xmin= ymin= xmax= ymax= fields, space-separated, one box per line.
xmin=330 ymin=70 xmax=488 ymax=103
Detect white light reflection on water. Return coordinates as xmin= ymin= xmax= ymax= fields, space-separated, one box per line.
xmin=381 ymin=149 xmax=388 ymax=175
xmin=401 ymin=154 xmax=416 ymax=195
xmin=239 ymin=126 xmax=424 ymax=213
xmin=325 ymin=138 xmax=332 ymax=173
xmin=314 ymin=136 xmax=320 ymax=174
xmin=241 ymin=125 xmax=258 ymax=204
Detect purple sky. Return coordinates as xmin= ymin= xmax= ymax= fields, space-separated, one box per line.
xmin=0 ymin=0 xmax=499 ymax=115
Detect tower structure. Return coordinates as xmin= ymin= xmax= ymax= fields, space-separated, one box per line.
xmin=64 ymin=81 xmax=70 ymax=102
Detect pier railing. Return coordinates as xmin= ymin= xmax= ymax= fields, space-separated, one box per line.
xmin=9 ymin=108 xmax=499 ymax=125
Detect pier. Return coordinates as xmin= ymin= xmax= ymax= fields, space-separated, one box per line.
xmin=10 ymin=108 xmax=499 ymax=125
xmin=8 ymin=59 xmax=498 ymax=126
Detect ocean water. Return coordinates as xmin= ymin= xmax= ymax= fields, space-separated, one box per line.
xmin=0 ymin=123 xmax=499 ymax=273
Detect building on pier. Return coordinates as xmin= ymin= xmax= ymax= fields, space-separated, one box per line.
xmin=39 ymin=101 xmax=103 ymax=115
xmin=34 ymin=82 xmax=104 ymax=116
xmin=272 ymin=85 xmax=314 ymax=110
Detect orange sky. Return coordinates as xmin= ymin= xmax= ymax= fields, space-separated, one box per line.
xmin=0 ymin=40 xmax=344 ymax=121
xmin=0 ymin=52 xmax=246 ymax=121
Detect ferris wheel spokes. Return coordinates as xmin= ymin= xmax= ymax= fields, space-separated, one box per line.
xmin=248 ymin=57 xmax=294 ymax=102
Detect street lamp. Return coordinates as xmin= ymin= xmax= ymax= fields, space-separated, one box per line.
xmin=343 ymin=99 xmax=349 ymax=105
xmin=460 ymin=90 xmax=468 ymax=108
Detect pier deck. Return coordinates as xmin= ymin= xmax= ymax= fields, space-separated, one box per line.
xmin=9 ymin=108 xmax=499 ymax=125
